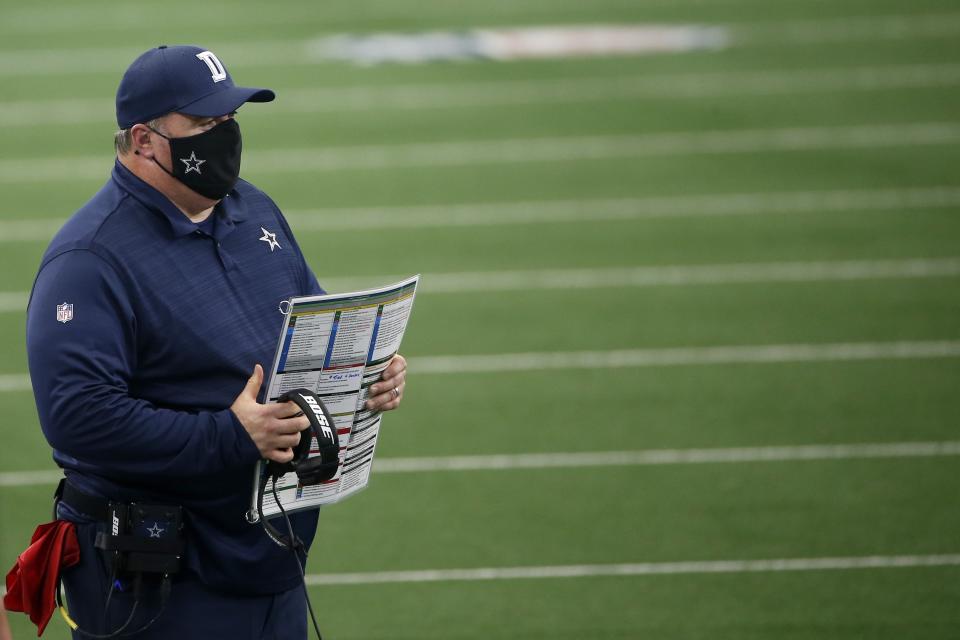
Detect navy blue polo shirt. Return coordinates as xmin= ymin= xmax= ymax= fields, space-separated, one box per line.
xmin=27 ymin=160 xmax=324 ymax=595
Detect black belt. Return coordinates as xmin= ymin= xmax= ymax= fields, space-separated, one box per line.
xmin=55 ymin=478 xmax=112 ymax=521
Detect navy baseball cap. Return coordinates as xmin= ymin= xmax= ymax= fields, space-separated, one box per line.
xmin=116 ymin=45 xmax=275 ymax=128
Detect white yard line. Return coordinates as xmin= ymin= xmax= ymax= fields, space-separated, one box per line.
xmin=187 ymin=122 xmax=960 ymax=174
xmin=0 ymin=469 xmax=61 ymax=488
xmin=0 ymin=292 xmax=28 ymax=313
xmin=216 ymin=62 xmax=960 ymax=109
xmin=735 ymin=12 xmax=960 ymax=44
xmin=0 ymin=1 xmax=914 ymax=33
xmin=371 ymin=441 xmax=960 ymax=473
xmin=318 ymin=258 xmax=960 ymax=294
xmin=4 ymin=63 xmax=960 ymax=126
xmin=4 ymin=441 xmax=959 ymax=487
xmin=312 ymin=554 xmax=960 ymax=586
xmin=303 ymin=554 xmax=960 ymax=585
xmin=1 ymin=341 xmax=958 ymax=397
xmin=410 ymin=341 xmax=960 ymax=374
xmin=3 ymin=122 xmax=960 ymax=184
xmin=0 ymin=41 xmax=306 ymax=76
xmin=286 ymin=185 xmax=960 ymax=230
xmin=4 ymin=258 xmax=959 ymax=314
xmin=0 ymin=219 xmax=64 ymax=242
xmin=7 ymin=186 xmax=960 ymax=240
xmin=0 ymin=374 xmax=30 ymax=392
xmin=1 ymin=13 xmax=960 ymax=75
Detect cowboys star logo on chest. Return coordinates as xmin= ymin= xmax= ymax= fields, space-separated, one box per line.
xmin=259 ymin=227 xmax=282 ymax=252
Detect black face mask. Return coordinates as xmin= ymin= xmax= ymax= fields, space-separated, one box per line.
xmin=147 ymin=118 xmax=242 ymax=200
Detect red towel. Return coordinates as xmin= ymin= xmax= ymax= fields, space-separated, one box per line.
xmin=4 ymin=521 xmax=80 ymax=636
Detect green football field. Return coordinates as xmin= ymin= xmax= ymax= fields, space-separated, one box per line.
xmin=2 ymin=0 xmax=960 ymax=638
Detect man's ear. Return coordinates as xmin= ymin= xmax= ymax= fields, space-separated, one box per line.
xmin=131 ymin=123 xmax=158 ymax=158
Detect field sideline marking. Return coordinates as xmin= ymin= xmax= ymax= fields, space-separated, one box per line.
xmin=735 ymin=12 xmax=960 ymax=44
xmin=3 ymin=258 xmax=959 ymax=314
xmin=1 ymin=13 xmax=960 ymax=75
xmin=2 ymin=340 xmax=957 ymax=392
xmin=0 ymin=292 xmax=28 ymax=313
xmin=1 ymin=341 xmax=957 ymax=392
xmin=4 ymin=186 xmax=959 ymax=240
xmin=1 ymin=341 xmax=958 ymax=396
xmin=371 ymin=441 xmax=960 ymax=473
xmin=3 ymin=63 xmax=960 ymax=126
xmin=319 ymin=258 xmax=960 ymax=294
xmin=284 ymin=186 xmax=960 ymax=231
xmin=302 ymin=554 xmax=960 ymax=585
xmin=3 ymin=122 xmax=960 ymax=183
xmin=4 ymin=441 xmax=959 ymax=487
xmin=0 ymin=374 xmax=30 ymax=392
xmin=411 ymin=341 xmax=960 ymax=375
xmin=6 ymin=5 xmax=959 ymax=34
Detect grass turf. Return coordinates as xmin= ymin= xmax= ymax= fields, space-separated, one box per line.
xmin=1 ymin=0 xmax=959 ymax=637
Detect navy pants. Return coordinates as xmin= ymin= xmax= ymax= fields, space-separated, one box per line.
xmin=60 ymin=519 xmax=308 ymax=640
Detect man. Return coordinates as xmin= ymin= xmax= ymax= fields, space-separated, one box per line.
xmin=25 ymin=45 xmax=406 ymax=638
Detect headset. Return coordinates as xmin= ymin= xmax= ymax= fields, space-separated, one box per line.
xmin=257 ymin=388 xmax=340 ymax=549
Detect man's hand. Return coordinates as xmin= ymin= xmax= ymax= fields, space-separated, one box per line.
xmin=365 ymin=353 xmax=407 ymax=412
xmin=231 ymin=364 xmax=310 ymax=463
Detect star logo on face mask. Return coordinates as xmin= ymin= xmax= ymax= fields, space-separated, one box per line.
xmin=259 ymin=227 xmax=282 ymax=252
xmin=180 ymin=152 xmax=206 ymax=175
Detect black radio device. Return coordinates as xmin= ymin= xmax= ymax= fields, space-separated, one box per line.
xmin=94 ymin=502 xmax=185 ymax=576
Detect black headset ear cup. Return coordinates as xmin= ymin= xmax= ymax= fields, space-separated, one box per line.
xmin=268 ymin=389 xmax=340 ymax=484
xmin=293 ymin=442 xmax=340 ymax=485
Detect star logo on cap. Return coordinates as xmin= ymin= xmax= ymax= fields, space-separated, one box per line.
xmin=147 ymin=523 xmax=165 ymax=538
xmin=259 ymin=227 xmax=281 ymax=252
xmin=180 ymin=152 xmax=206 ymax=174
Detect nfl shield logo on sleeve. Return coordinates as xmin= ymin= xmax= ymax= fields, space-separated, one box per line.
xmin=56 ymin=302 xmax=74 ymax=323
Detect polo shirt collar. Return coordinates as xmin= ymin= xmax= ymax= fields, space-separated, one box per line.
xmin=111 ymin=160 xmax=247 ymax=238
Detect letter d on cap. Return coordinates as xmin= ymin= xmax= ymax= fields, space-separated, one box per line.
xmin=196 ymin=51 xmax=227 ymax=83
